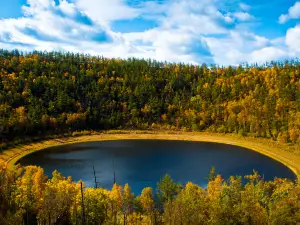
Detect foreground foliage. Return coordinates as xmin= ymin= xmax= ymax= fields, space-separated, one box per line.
xmin=0 ymin=49 xmax=299 ymax=147
xmin=0 ymin=165 xmax=299 ymax=224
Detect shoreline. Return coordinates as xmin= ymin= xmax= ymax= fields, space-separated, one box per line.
xmin=1 ymin=131 xmax=299 ymax=181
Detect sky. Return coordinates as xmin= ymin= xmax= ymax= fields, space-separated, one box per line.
xmin=0 ymin=0 xmax=300 ymax=65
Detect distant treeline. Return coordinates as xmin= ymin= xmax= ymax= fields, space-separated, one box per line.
xmin=0 ymin=49 xmax=299 ymax=145
xmin=0 ymin=165 xmax=299 ymax=224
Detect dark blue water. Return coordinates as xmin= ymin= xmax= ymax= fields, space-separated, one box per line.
xmin=18 ymin=140 xmax=296 ymax=194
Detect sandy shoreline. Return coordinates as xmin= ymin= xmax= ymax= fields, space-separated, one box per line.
xmin=1 ymin=131 xmax=299 ymax=180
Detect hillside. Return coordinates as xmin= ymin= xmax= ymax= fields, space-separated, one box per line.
xmin=0 ymin=49 xmax=299 ymax=147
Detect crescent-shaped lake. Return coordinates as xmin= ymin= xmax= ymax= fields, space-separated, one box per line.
xmin=18 ymin=140 xmax=296 ymax=194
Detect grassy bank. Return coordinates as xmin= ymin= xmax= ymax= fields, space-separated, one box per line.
xmin=1 ymin=130 xmax=300 ymax=180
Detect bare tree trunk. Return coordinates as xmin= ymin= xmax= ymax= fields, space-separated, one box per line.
xmin=113 ymin=157 xmax=116 ymax=184
xmin=113 ymin=206 xmax=117 ymax=225
xmin=93 ymin=165 xmax=97 ymax=188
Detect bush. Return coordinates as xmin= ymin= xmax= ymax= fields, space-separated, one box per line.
xmin=238 ymin=128 xmax=246 ymax=136
xmin=192 ymin=124 xmax=199 ymax=131
xmin=277 ymin=132 xmax=289 ymax=144
xmin=207 ymin=125 xmax=217 ymax=132
xmin=217 ymin=125 xmax=226 ymax=133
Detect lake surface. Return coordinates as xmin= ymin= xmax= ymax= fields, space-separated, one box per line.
xmin=18 ymin=140 xmax=296 ymax=194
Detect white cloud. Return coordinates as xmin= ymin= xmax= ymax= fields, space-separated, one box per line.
xmin=155 ymin=0 xmax=233 ymax=35
xmin=279 ymin=15 xmax=289 ymax=24
xmin=248 ymin=47 xmax=287 ymax=63
xmin=122 ymin=0 xmax=233 ymax=64
xmin=124 ymin=28 xmax=213 ymax=64
xmin=205 ymin=31 xmax=288 ymax=65
xmin=59 ymin=0 xmax=77 ymax=16
xmin=233 ymin=12 xmax=254 ymax=21
xmin=0 ymin=0 xmax=120 ymax=50
xmin=286 ymin=25 xmax=300 ymax=53
xmin=239 ymin=3 xmax=251 ymax=11
xmin=279 ymin=2 xmax=300 ymax=24
xmin=74 ymin=0 xmax=139 ymax=25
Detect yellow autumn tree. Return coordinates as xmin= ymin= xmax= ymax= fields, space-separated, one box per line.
xmin=109 ymin=183 xmax=123 ymax=224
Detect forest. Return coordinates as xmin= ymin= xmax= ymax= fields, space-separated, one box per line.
xmin=0 ymin=49 xmax=299 ymax=147
xmin=0 ymin=164 xmax=300 ymax=224
xmin=0 ymin=49 xmax=300 ymax=224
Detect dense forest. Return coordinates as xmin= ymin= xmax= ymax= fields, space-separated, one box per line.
xmin=0 ymin=50 xmax=300 ymax=224
xmin=0 ymin=49 xmax=299 ymax=147
xmin=0 ymin=165 xmax=300 ymax=224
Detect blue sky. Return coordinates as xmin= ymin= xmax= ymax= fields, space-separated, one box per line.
xmin=0 ymin=0 xmax=300 ymax=65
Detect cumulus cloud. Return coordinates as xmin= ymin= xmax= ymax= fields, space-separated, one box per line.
xmin=0 ymin=0 xmax=210 ymax=64
xmin=279 ymin=2 xmax=300 ymax=24
xmin=248 ymin=47 xmax=287 ymax=63
xmin=74 ymin=0 xmax=139 ymax=25
xmin=233 ymin=12 xmax=255 ymax=21
xmin=0 ymin=0 xmax=123 ymax=52
xmin=205 ymin=31 xmax=288 ymax=65
xmin=159 ymin=0 xmax=233 ymax=34
xmin=122 ymin=0 xmax=238 ymax=64
xmin=286 ymin=25 xmax=300 ymax=53
xmin=124 ymin=28 xmax=214 ymax=64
